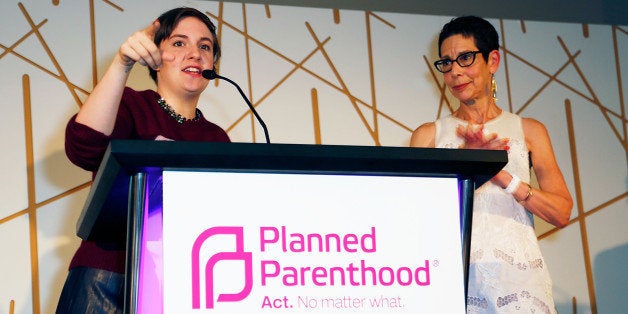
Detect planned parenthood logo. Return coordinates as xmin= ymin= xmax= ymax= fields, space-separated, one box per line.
xmin=189 ymin=225 xmax=434 ymax=311
xmin=191 ymin=226 xmax=253 ymax=309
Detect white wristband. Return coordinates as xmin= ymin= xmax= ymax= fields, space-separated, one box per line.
xmin=504 ymin=174 xmax=521 ymax=194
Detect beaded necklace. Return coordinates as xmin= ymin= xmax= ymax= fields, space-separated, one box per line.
xmin=157 ymin=98 xmax=201 ymax=124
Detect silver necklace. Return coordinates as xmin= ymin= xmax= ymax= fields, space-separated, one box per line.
xmin=157 ymin=98 xmax=201 ymax=124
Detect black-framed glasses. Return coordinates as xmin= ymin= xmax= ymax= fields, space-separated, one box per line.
xmin=433 ymin=51 xmax=481 ymax=73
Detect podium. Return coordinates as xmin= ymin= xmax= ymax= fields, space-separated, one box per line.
xmin=77 ymin=140 xmax=506 ymax=313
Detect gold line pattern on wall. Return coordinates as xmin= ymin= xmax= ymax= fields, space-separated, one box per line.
xmin=90 ymin=0 xmax=124 ymax=91
xmin=0 ymin=16 xmax=93 ymax=95
xmin=305 ymin=21 xmax=381 ymax=145
xmin=206 ymin=9 xmax=333 ymax=134
xmin=213 ymin=1 xmax=224 ymax=85
xmin=0 ymin=2 xmax=121 ymax=312
xmin=18 ymin=3 xmax=83 ymax=108
xmin=557 ymin=37 xmax=626 ymax=143
xmin=311 ymin=88 xmax=322 ymax=144
xmin=90 ymin=0 xmax=97 ymax=86
xmin=565 ymin=99 xmax=598 ymax=313
xmin=206 ymin=7 xmax=411 ymax=143
xmin=240 ymin=3 xmax=258 ymax=142
xmin=264 ymin=4 xmax=271 ymax=19
xmin=499 ymin=20 xmax=515 ymax=113
xmin=22 ymin=73 xmax=40 ymax=314
xmin=612 ymin=26 xmax=628 ymax=159
xmin=365 ymin=12 xmax=380 ymax=143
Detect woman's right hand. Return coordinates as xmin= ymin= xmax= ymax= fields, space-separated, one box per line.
xmin=75 ymin=21 xmax=163 ymax=135
xmin=456 ymin=123 xmax=509 ymax=150
xmin=118 ymin=20 xmax=162 ymax=70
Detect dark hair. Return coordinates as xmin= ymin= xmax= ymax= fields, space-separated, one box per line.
xmin=149 ymin=7 xmax=221 ymax=83
xmin=437 ymin=16 xmax=499 ymax=61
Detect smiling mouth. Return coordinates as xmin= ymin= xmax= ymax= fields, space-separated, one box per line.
xmin=453 ymin=82 xmax=469 ymax=91
xmin=183 ymin=67 xmax=201 ymax=74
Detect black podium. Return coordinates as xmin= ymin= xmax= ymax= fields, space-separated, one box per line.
xmin=76 ymin=140 xmax=506 ymax=313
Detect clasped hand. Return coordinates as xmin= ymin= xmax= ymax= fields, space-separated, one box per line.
xmin=456 ymin=124 xmax=509 ymax=150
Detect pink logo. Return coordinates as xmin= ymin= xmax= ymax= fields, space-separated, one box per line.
xmin=191 ymin=226 xmax=253 ymax=309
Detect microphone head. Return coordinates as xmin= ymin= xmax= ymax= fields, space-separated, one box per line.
xmin=202 ymin=69 xmax=217 ymax=80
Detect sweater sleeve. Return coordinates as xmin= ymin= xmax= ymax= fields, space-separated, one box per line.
xmin=64 ymin=114 xmax=112 ymax=172
xmin=64 ymin=87 xmax=137 ymax=172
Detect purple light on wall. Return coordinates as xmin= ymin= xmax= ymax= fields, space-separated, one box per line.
xmin=139 ymin=175 xmax=165 ymax=314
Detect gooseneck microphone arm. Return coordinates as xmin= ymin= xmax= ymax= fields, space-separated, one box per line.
xmin=202 ymin=69 xmax=270 ymax=144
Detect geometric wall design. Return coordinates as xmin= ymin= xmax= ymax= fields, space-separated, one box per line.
xmin=0 ymin=1 xmax=625 ymax=313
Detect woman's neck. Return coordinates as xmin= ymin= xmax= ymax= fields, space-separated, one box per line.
xmin=454 ymin=100 xmax=501 ymax=124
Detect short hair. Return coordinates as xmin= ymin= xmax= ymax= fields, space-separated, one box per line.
xmin=437 ymin=16 xmax=499 ymax=61
xmin=149 ymin=7 xmax=221 ymax=83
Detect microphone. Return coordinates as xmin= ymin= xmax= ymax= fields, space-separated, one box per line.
xmin=202 ymin=69 xmax=271 ymax=144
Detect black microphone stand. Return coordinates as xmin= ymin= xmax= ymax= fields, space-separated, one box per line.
xmin=202 ymin=69 xmax=271 ymax=144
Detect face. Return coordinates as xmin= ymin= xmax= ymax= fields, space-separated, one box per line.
xmin=439 ymin=34 xmax=498 ymax=105
xmin=156 ymin=17 xmax=215 ymax=97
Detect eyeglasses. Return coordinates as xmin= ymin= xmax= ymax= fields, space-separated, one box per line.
xmin=433 ymin=51 xmax=481 ymax=73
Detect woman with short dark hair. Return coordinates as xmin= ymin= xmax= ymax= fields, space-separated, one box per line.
xmin=411 ymin=16 xmax=573 ymax=313
xmin=57 ymin=7 xmax=229 ymax=313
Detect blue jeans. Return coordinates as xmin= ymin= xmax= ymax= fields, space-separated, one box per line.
xmin=56 ymin=267 xmax=124 ymax=314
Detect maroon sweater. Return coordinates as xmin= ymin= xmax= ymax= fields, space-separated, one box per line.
xmin=65 ymin=87 xmax=230 ymax=273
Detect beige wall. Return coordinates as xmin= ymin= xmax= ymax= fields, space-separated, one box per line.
xmin=0 ymin=0 xmax=626 ymax=313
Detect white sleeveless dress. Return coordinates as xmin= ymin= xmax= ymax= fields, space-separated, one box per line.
xmin=435 ymin=111 xmax=556 ymax=313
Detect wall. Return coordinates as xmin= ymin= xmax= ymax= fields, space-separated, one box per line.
xmin=226 ymin=0 xmax=628 ymax=25
xmin=0 ymin=0 xmax=626 ymax=313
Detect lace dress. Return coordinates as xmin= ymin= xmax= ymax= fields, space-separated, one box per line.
xmin=435 ymin=111 xmax=556 ymax=313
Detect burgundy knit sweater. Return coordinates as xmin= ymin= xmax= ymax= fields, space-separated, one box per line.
xmin=65 ymin=87 xmax=230 ymax=273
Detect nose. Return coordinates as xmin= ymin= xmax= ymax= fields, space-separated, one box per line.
xmin=449 ymin=61 xmax=464 ymax=76
xmin=187 ymin=45 xmax=201 ymax=60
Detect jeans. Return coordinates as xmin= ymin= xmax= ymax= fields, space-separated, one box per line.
xmin=56 ymin=267 xmax=124 ymax=314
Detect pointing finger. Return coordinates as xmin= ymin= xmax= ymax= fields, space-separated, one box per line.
xmin=143 ymin=20 xmax=160 ymax=40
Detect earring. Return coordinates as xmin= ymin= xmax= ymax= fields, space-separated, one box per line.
xmin=491 ymin=74 xmax=498 ymax=103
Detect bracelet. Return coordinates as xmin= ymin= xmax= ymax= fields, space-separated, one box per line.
xmin=518 ymin=183 xmax=534 ymax=204
xmin=504 ymin=174 xmax=521 ymax=194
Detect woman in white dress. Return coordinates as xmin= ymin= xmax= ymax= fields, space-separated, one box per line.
xmin=410 ymin=16 xmax=573 ymax=313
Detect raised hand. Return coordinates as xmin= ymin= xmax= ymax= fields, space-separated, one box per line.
xmin=456 ymin=123 xmax=509 ymax=150
xmin=118 ymin=20 xmax=162 ymax=70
